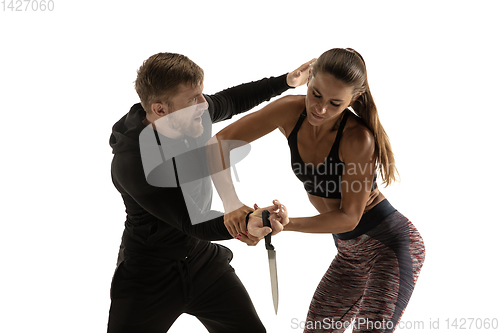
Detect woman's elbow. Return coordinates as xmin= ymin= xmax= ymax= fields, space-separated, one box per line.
xmin=345 ymin=221 xmax=358 ymax=232
xmin=344 ymin=212 xmax=363 ymax=233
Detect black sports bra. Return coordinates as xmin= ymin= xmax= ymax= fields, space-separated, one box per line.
xmin=287 ymin=109 xmax=377 ymax=199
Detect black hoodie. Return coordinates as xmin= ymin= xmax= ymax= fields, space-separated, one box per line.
xmin=109 ymin=74 xmax=291 ymax=262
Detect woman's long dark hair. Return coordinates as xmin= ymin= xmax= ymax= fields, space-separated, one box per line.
xmin=312 ymin=48 xmax=398 ymax=186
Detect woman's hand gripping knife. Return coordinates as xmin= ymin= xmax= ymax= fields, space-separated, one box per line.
xmin=221 ymin=200 xmax=288 ymax=246
xmin=244 ymin=200 xmax=289 ymax=245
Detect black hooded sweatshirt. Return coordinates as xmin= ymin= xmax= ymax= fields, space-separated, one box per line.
xmin=109 ymin=74 xmax=291 ymax=263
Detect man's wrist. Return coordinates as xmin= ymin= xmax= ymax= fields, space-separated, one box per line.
xmin=245 ymin=211 xmax=252 ymax=226
xmin=285 ymin=72 xmax=297 ymax=88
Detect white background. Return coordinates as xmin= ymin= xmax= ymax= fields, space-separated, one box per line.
xmin=1 ymin=0 xmax=499 ymax=332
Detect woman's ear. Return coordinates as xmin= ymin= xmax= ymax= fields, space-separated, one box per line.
xmin=349 ymin=93 xmax=362 ymax=107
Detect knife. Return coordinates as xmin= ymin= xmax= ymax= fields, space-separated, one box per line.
xmin=262 ymin=210 xmax=279 ymax=314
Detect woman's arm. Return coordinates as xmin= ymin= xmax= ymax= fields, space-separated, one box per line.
xmin=208 ymin=95 xmax=303 ymax=203
xmin=206 ymin=95 xmax=304 ymax=237
xmin=285 ymin=125 xmax=378 ymax=233
xmin=216 ymin=94 xmax=303 ymax=146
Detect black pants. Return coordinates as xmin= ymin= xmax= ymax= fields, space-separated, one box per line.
xmin=107 ymin=244 xmax=265 ymax=333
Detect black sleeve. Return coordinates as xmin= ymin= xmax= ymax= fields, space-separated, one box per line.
xmin=112 ymin=153 xmax=232 ymax=241
xmin=205 ymin=73 xmax=292 ymax=123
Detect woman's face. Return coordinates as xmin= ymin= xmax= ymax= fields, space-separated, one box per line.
xmin=305 ymin=72 xmax=355 ymax=126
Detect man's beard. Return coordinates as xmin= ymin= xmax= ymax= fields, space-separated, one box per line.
xmin=169 ymin=114 xmax=204 ymax=138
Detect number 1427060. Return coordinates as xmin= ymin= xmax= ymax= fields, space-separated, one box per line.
xmin=2 ymin=0 xmax=54 ymax=11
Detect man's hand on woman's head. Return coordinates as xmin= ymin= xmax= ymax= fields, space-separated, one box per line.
xmin=286 ymin=59 xmax=317 ymax=88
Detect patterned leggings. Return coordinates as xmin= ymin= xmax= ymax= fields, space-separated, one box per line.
xmin=304 ymin=200 xmax=425 ymax=333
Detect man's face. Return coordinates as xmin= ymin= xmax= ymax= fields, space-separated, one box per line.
xmin=164 ymin=82 xmax=208 ymax=138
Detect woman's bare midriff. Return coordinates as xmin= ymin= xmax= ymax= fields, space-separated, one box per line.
xmin=307 ymin=189 xmax=386 ymax=215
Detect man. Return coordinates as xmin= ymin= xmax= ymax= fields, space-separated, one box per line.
xmin=108 ymin=52 xmax=313 ymax=332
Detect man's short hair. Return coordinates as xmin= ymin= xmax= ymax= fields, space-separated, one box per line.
xmin=135 ymin=53 xmax=204 ymax=113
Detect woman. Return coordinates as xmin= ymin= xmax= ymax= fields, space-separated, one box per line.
xmin=213 ymin=48 xmax=425 ymax=332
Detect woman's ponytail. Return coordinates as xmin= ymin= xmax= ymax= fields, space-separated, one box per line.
xmin=351 ymin=84 xmax=398 ymax=186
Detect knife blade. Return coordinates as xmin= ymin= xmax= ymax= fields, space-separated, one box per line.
xmin=262 ymin=210 xmax=279 ymax=314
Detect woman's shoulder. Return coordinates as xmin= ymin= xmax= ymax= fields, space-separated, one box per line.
xmin=345 ymin=110 xmax=372 ymax=135
xmin=273 ymin=94 xmax=305 ymax=111
xmin=272 ymin=95 xmax=306 ymax=137
xmin=342 ymin=111 xmax=376 ymax=154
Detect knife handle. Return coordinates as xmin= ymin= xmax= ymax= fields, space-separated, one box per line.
xmin=262 ymin=210 xmax=274 ymax=251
